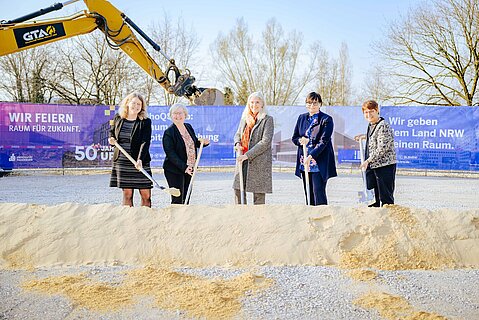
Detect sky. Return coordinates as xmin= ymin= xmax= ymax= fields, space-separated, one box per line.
xmin=2 ymin=0 xmax=424 ymax=96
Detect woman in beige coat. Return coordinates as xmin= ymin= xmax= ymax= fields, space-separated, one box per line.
xmin=233 ymin=92 xmax=274 ymax=204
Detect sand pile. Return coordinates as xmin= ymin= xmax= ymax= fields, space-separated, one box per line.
xmin=353 ymin=291 xmax=448 ymax=320
xmin=22 ymin=265 xmax=271 ymax=319
xmin=0 ymin=203 xmax=478 ymax=269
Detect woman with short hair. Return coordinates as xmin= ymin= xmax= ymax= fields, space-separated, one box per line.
xmin=359 ymin=100 xmax=397 ymax=207
xmin=163 ymin=103 xmax=209 ymax=204
xmin=292 ymin=91 xmax=337 ymax=205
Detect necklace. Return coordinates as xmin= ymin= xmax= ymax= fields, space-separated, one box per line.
xmin=176 ymin=124 xmax=187 ymax=135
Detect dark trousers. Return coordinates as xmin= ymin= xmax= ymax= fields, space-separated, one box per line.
xmin=301 ymin=171 xmax=328 ymax=206
xmin=367 ymin=164 xmax=396 ymax=206
xmin=164 ymin=170 xmax=192 ymax=204
xmin=234 ymin=189 xmax=266 ymax=205
xmin=233 ymin=161 xmax=266 ymax=205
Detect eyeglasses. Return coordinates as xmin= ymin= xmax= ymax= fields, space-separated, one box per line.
xmin=306 ymin=102 xmax=320 ymax=107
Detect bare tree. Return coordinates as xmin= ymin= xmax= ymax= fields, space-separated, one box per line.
xmin=0 ymin=47 xmax=52 ymax=103
xmin=211 ymin=18 xmax=324 ymax=105
xmin=337 ymin=43 xmax=353 ymax=105
xmin=223 ymin=87 xmax=235 ymax=105
xmin=77 ymin=34 xmax=131 ymax=105
xmin=360 ymin=65 xmax=395 ymax=105
xmin=378 ymin=0 xmax=479 ymax=106
xmin=0 ymin=12 xmax=197 ymax=106
xmin=45 ymin=34 xmax=135 ymax=105
xmin=312 ymin=42 xmax=353 ymax=106
xmin=147 ymin=13 xmax=201 ymax=106
xmin=211 ymin=18 xmax=255 ymax=104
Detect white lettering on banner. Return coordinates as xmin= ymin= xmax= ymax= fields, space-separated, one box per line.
xmin=149 ymin=113 xmax=193 ymax=121
xmin=388 ymin=117 xmax=405 ymax=125
xmin=412 ymin=129 xmax=436 ymax=137
xmin=423 ymin=141 xmax=453 ymax=149
xmin=197 ymin=133 xmax=220 ymax=143
xmin=47 ymin=125 xmax=80 ymax=133
xmin=151 ymin=133 xmax=163 ymax=142
xmin=15 ymin=155 xmax=33 ymax=162
xmin=151 ymin=124 xmax=169 ymax=131
xmin=7 ymin=124 xmax=79 ymax=133
xmin=149 ymin=113 xmax=169 ymax=121
xmin=32 ymin=125 xmax=46 ymax=132
xmin=74 ymin=146 xmax=113 ymax=161
xmin=35 ymin=113 xmax=73 ymax=123
xmin=439 ymin=129 xmax=464 ymax=138
xmin=393 ymin=129 xmax=409 ymax=137
xmin=394 ymin=140 xmax=420 ymax=148
xmin=8 ymin=112 xmax=73 ymax=124
xmin=9 ymin=113 xmax=32 ymax=122
xmin=407 ymin=118 xmax=438 ymax=127
xmin=9 ymin=125 xmax=31 ymax=132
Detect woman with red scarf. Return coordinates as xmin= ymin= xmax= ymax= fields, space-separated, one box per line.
xmin=233 ymin=92 xmax=274 ymax=204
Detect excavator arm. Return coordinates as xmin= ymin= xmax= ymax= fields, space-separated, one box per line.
xmin=0 ymin=0 xmax=223 ymax=105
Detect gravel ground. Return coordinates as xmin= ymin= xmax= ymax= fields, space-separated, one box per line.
xmin=1 ymin=171 xmax=479 ymax=319
xmin=0 ymin=170 xmax=478 ymax=209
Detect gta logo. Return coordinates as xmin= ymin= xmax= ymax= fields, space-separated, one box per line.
xmin=23 ymin=25 xmax=56 ymax=42
xmin=14 ymin=23 xmax=66 ymax=48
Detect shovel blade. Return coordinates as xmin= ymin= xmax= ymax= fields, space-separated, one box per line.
xmin=162 ymin=187 xmax=180 ymax=197
xmin=358 ymin=190 xmax=375 ymax=203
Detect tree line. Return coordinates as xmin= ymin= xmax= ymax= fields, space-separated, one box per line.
xmin=1 ymin=0 xmax=477 ymax=106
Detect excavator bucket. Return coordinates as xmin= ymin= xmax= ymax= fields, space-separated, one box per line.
xmin=194 ymin=88 xmax=225 ymax=106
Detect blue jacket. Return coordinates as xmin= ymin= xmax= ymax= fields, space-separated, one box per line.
xmin=292 ymin=111 xmax=337 ymax=180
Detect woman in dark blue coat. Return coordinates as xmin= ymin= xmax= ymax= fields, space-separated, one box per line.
xmin=292 ymin=92 xmax=337 ymax=205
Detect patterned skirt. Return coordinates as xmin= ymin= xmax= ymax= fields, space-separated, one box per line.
xmin=110 ymin=153 xmax=153 ymax=189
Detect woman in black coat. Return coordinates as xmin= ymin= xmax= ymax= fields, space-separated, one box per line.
xmin=162 ymin=103 xmax=209 ymax=204
xmin=109 ymin=92 xmax=152 ymax=207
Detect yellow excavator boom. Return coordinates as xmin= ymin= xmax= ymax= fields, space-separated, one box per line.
xmin=0 ymin=0 xmax=224 ymax=105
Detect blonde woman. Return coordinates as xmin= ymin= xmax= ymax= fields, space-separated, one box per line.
xmin=109 ymin=92 xmax=153 ymax=207
xmin=233 ymin=92 xmax=274 ymax=204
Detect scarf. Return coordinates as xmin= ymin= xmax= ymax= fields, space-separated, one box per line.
xmin=306 ymin=113 xmax=319 ymax=144
xmin=300 ymin=113 xmax=319 ymax=172
xmin=240 ymin=109 xmax=258 ymax=153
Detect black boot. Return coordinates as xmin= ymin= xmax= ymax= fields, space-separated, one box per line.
xmin=368 ymin=202 xmax=380 ymax=207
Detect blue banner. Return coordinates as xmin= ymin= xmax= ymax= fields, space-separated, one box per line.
xmin=382 ymin=106 xmax=479 ymax=171
xmin=148 ymin=106 xmax=243 ymax=167
xmin=1 ymin=102 xmax=478 ymax=171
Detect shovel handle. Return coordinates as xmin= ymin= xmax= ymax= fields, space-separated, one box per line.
xmin=185 ymin=140 xmax=205 ymax=204
xmin=113 ymin=141 xmax=180 ymax=196
xmin=302 ymin=143 xmax=310 ymax=205
xmin=236 ymin=148 xmax=245 ymax=205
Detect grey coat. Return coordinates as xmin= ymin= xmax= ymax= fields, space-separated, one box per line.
xmin=233 ymin=115 xmax=274 ymax=193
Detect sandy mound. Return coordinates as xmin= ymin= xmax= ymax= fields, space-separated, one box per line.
xmin=1 ymin=203 xmax=478 ymax=270
xmin=22 ymin=266 xmax=271 ymax=319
